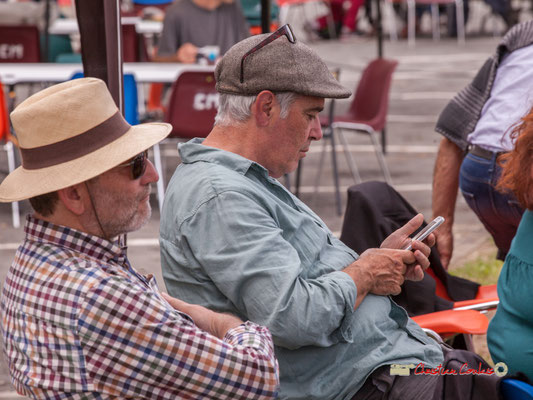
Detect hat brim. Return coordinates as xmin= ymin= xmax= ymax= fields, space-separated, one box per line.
xmin=0 ymin=122 xmax=172 ymax=202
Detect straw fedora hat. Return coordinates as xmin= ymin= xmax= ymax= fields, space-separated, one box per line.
xmin=0 ymin=77 xmax=171 ymax=202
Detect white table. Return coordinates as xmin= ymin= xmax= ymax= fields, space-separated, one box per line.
xmin=49 ymin=18 xmax=163 ymax=35
xmin=0 ymin=62 xmax=214 ymax=85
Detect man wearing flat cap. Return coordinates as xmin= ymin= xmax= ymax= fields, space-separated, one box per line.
xmin=0 ymin=78 xmax=279 ymax=399
xmin=160 ymin=26 xmax=503 ymax=400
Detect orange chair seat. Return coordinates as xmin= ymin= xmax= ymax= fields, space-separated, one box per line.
xmin=412 ymin=309 xmax=489 ymax=336
xmin=453 ymin=298 xmax=498 ymax=309
xmin=453 ymin=284 xmax=498 ymax=309
xmin=475 ymin=284 xmax=498 ymax=300
xmin=426 ymin=267 xmax=499 ymax=310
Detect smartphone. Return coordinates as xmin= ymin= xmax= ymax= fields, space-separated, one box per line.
xmin=402 ymin=216 xmax=445 ymax=251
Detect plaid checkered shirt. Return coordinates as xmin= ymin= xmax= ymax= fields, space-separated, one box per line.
xmin=1 ymin=216 xmax=279 ymax=399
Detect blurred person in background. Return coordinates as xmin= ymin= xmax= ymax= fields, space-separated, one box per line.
xmin=154 ymin=0 xmax=250 ymax=63
xmin=431 ymin=21 xmax=533 ymax=269
xmin=314 ymin=0 xmax=366 ymax=38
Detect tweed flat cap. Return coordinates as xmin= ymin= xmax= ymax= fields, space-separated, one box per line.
xmin=215 ymin=25 xmax=351 ymax=99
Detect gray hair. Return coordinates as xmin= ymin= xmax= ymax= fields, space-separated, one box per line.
xmin=214 ymin=92 xmax=299 ymax=126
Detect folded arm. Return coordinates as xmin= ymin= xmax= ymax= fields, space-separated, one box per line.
xmin=79 ymin=276 xmax=279 ymax=399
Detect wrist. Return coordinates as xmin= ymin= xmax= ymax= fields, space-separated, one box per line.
xmin=215 ymin=314 xmax=244 ymax=339
xmin=343 ymin=260 xmax=372 ymax=298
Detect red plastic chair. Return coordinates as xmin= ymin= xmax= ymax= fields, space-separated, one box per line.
xmin=151 ymin=71 xmax=218 ymax=210
xmin=165 ymin=71 xmax=218 ymax=139
xmin=0 ymin=25 xmax=41 ymax=63
xmin=412 ymin=309 xmax=489 ymax=338
xmin=414 ymin=256 xmax=497 ymax=350
xmin=320 ymin=58 xmax=397 ymax=185
xmin=413 ymin=308 xmax=490 ymax=353
xmin=426 ymin=267 xmax=498 ymax=310
xmin=308 ymin=59 xmax=397 ymax=215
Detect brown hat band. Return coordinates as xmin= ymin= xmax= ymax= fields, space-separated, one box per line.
xmin=20 ymin=111 xmax=131 ymax=170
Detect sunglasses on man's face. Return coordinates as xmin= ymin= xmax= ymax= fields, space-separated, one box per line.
xmin=117 ymin=150 xmax=148 ymax=180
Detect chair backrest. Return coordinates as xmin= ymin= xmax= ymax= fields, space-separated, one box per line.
xmin=70 ymin=72 xmax=139 ymax=125
xmin=0 ymin=25 xmax=41 ymax=63
xmin=165 ymin=71 xmax=218 ymax=139
xmin=122 ymin=23 xmax=150 ymax=62
xmin=349 ymin=58 xmax=398 ymax=132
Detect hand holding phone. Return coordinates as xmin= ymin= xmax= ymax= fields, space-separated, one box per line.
xmin=402 ymin=216 xmax=445 ymax=251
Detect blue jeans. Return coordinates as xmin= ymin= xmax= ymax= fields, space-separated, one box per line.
xmin=459 ymin=152 xmax=524 ymax=260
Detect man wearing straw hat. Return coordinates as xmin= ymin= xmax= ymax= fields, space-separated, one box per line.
xmin=160 ymin=26 xmax=504 ymax=400
xmin=0 ymin=78 xmax=279 ymax=399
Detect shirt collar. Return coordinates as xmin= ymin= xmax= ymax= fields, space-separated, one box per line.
xmin=178 ymin=138 xmax=270 ymax=178
xmin=24 ymin=215 xmax=127 ymax=264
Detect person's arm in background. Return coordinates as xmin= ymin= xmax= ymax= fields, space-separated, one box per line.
xmin=153 ymin=43 xmax=199 ymax=63
xmin=432 ymin=136 xmax=464 ymax=269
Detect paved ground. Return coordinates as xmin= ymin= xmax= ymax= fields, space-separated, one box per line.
xmin=0 ymin=32 xmax=506 ymax=397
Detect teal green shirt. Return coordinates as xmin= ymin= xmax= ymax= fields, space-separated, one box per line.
xmin=160 ymin=139 xmax=443 ymax=400
xmin=488 ymin=209 xmax=533 ymax=381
